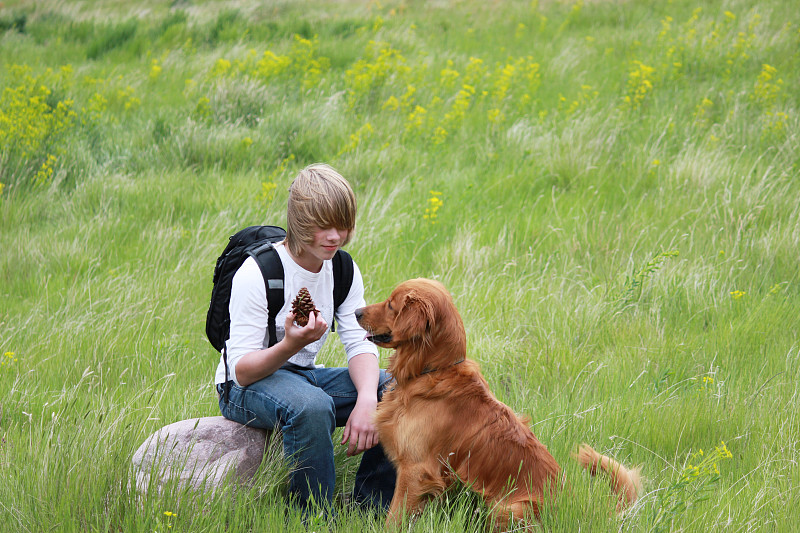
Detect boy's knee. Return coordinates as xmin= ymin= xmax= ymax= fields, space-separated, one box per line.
xmin=292 ymin=391 xmax=336 ymax=429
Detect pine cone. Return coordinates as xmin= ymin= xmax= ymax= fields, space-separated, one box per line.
xmin=291 ymin=287 xmax=319 ymax=327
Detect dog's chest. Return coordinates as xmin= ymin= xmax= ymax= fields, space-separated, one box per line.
xmin=375 ymin=393 xmax=437 ymax=458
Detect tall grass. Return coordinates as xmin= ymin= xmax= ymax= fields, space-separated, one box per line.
xmin=1 ymin=0 xmax=798 ymax=531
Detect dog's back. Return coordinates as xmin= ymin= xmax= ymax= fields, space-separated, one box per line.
xmin=446 ymin=367 xmax=562 ymax=519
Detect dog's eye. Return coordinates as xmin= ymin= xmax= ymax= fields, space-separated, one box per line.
xmin=387 ymin=300 xmax=394 ymax=311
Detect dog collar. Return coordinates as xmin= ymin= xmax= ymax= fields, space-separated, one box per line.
xmin=420 ymin=358 xmax=465 ymax=376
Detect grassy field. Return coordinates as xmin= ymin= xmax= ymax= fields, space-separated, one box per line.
xmin=1 ymin=0 xmax=798 ymax=530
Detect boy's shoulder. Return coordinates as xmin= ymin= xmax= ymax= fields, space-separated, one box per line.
xmin=234 ymin=255 xmax=265 ymax=283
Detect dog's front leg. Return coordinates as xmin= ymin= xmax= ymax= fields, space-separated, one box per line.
xmin=386 ymin=468 xmax=421 ymax=528
xmin=386 ymin=463 xmax=445 ymax=528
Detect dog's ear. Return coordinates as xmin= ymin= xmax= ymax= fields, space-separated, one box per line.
xmin=392 ymin=290 xmax=435 ymax=343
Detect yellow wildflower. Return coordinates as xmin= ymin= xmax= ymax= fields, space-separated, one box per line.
xmin=491 ymin=62 xmax=516 ymax=104
xmin=439 ymin=60 xmax=460 ymax=88
xmin=752 ymin=64 xmax=783 ymax=110
xmin=253 ymin=50 xmax=291 ymax=81
xmin=149 ymin=59 xmax=162 ymax=81
xmin=0 ymin=68 xmax=76 ymax=158
xmin=382 ymin=95 xmax=400 ymax=111
xmin=717 ymin=441 xmax=733 ymax=458
xmin=344 ymin=41 xmax=410 ymax=108
xmin=694 ymin=97 xmax=714 ymax=126
xmin=488 ymin=108 xmax=504 ymax=123
xmin=258 ymin=155 xmax=295 ymax=204
xmin=1 ymin=351 xmax=18 ymax=368
xmin=423 ymin=190 xmax=444 ymax=224
xmin=762 ymin=111 xmax=788 ymax=140
xmin=195 ymin=96 xmax=211 ymax=118
xmin=463 ymin=57 xmax=486 ymax=87
xmin=34 ymin=155 xmax=58 ymax=187
xmin=624 ymin=60 xmax=656 ymax=108
xmin=289 ymin=35 xmax=329 ymax=90
xmin=405 ymin=105 xmax=427 ymax=132
xmin=400 ymin=85 xmax=416 ymax=110
xmin=211 ymin=58 xmax=232 ymax=78
xmin=258 ymin=182 xmax=276 ymax=202
xmin=432 ymin=126 xmax=447 ymax=145
xmin=338 ymin=123 xmax=374 ymax=156
xmin=441 ymin=84 xmax=475 ymax=130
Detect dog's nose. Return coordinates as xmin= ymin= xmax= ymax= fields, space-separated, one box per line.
xmin=354 ymin=308 xmax=363 ymax=322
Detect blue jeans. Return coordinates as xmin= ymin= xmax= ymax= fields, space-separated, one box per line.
xmin=217 ymin=365 xmax=396 ymax=514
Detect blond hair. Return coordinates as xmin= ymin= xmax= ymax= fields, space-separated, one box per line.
xmin=284 ymin=163 xmax=357 ymax=257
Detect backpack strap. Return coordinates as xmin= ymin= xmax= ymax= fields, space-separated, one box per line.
xmin=331 ymin=249 xmax=354 ymax=332
xmin=249 ymin=243 xmax=284 ymax=348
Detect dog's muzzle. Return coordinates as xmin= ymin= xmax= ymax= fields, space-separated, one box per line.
xmin=366 ymin=333 xmax=393 ymax=344
xmin=355 ymin=307 xmax=393 ymax=344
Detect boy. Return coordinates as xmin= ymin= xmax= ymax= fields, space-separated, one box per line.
xmin=214 ymin=163 xmax=395 ymax=514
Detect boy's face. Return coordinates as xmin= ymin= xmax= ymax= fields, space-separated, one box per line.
xmin=304 ymin=226 xmax=349 ymax=263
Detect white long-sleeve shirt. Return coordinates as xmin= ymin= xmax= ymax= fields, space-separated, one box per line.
xmin=214 ymin=242 xmax=378 ymax=386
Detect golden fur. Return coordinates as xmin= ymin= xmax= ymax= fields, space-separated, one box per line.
xmin=356 ymin=278 xmax=641 ymax=527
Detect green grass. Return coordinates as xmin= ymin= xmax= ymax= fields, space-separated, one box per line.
xmin=1 ymin=0 xmax=799 ymax=531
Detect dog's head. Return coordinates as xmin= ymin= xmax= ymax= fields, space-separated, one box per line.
xmin=356 ymin=278 xmax=466 ymax=380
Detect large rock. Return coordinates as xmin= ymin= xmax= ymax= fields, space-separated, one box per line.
xmin=132 ymin=416 xmax=270 ymax=494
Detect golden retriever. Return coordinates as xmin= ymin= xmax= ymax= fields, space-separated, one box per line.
xmin=355 ymin=278 xmax=641 ymax=528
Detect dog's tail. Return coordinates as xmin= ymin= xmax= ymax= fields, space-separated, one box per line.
xmin=573 ymin=444 xmax=641 ymax=510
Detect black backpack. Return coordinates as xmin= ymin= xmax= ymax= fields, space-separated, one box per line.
xmin=206 ymin=225 xmax=354 ymax=396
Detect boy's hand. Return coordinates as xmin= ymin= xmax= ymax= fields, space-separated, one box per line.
xmin=283 ymin=311 xmax=327 ymax=351
xmin=342 ymin=396 xmax=379 ymax=456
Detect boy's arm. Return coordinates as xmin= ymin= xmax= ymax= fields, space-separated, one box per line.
xmin=235 ymin=311 xmax=327 ymax=386
xmin=342 ymin=352 xmax=380 ymax=456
